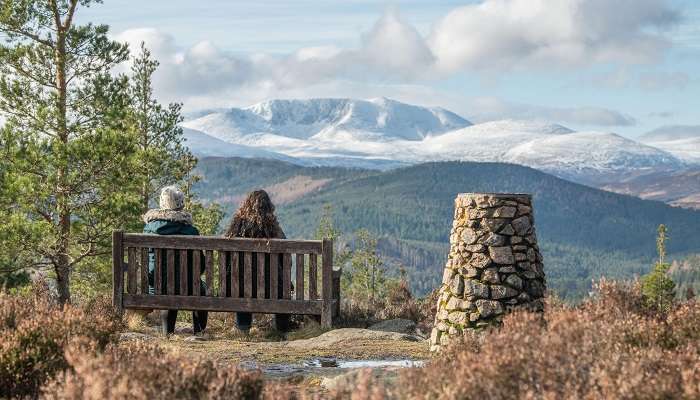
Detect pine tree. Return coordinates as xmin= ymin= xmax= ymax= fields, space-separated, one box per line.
xmin=641 ymin=224 xmax=676 ymax=312
xmin=129 ymin=42 xmax=192 ymax=211
xmin=181 ymin=154 xmax=224 ymax=236
xmin=0 ymin=0 xmax=140 ymax=303
xmin=344 ymin=229 xmax=388 ymax=303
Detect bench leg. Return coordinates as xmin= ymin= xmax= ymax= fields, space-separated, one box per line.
xmin=321 ymin=302 xmax=333 ymax=329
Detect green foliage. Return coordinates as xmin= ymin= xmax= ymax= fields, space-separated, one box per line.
xmin=129 ymin=42 xmax=193 ymax=211
xmin=315 ymin=203 xmax=342 ymax=241
xmin=0 ymin=0 xmax=140 ymax=302
xmin=641 ymin=225 xmax=676 ymax=312
xmin=342 ymin=229 xmax=393 ymax=303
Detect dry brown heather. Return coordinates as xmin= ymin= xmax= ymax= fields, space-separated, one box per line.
xmin=2 ymin=280 xmax=700 ymax=399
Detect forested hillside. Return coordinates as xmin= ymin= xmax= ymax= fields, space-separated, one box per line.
xmin=194 ymin=157 xmax=700 ymax=300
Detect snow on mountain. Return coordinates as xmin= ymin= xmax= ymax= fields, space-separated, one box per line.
xmin=503 ymin=132 xmax=684 ymax=183
xmin=182 ymin=97 xmax=690 ymax=184
xmin=416 ymin=120 xmax=574 ymax=162
xmin=182 ymin=97 xmax=471 ymax=143
xmin=182 ymin=128 xmax=298 ymax=162
xmin=639 ymin=126 xmax=700 ymax=164
xmin=641 ymin=138 xmax=700 ymax=164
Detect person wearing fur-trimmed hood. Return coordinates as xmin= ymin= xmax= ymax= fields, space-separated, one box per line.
xmin=143 ymin=185 xmax=208 ymax=335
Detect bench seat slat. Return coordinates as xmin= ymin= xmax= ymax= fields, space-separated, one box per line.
xmin=167 ymin=249 xmax=175 ymax=295
xmin=296 ymin=254 xmax=305 ymax=300
xmin=243 ymin=252 xmax=253 ymax=298
xmin=179 ymin=250 xmax=188 ymax=296
xmin=123 ymin=234 xmax=322 ymax=254
xmin=127 ymin=247 xmax=137 ymax=294
xmin=218 ymin=251 xmax=227 ymax=297
xmin=282 ymin=253 xmax=292 ymax=300
xmin=155 ymin=249 xmax=162 ymax=295
xmin=309 ymin=253 xmax=318 ymax=300
xmin=123 ymin=294 xmax=325 ymax=314
xmin=230 ymin=252 xmax=239 ymax=298
xmin=140 ymin=248 xmax=148 ymax=295
xmin=257 ymin=253 xmax=265 ymax=299
xmin=193 ymin=251 xmax=201 ymax=296
xmin=270 ymin=253 xmax=279 ymax=299
xmin=205 ymin=250 xmax=213 ymax=296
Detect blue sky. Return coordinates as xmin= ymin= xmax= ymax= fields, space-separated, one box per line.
xmin=80 ymin=0 xmax=699 ymax=138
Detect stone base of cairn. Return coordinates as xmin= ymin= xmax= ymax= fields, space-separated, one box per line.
xmin=429 ymin=193 xmax=546 ymax=352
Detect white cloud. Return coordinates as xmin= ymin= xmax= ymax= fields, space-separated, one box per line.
xmin=468 ymin=97 xmax=637 ymax=127
xmin=429 ymin=0 xmax=679 ymax=72
xmin=112 ymin=0 xmax=681 ymax=115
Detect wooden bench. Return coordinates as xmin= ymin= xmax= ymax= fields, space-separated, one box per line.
xmin=112 ymin=231 xmax=340 ymax=328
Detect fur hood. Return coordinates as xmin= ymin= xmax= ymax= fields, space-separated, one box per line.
xmin=142 ymin=209 xmax=193 ymax=225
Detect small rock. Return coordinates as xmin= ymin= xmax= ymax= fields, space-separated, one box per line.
xmin=489 ymin=246 xmax=515 ymax=265
xmin=446 ymin=297 xmax=461 ymax=311
xmin=527 ymin=280 xmax=546 ymax=298
xmin=527 ymin=248 xmax=537 ymax=262
xmin=505 ymin=274 xmax=523 ymax=290
xmin=470 ymin=253 xmax=492 ymax=269
xmin=492 ymin=206 xmax=517 ymax=218
xmin=475 ymin=300 xmax=504 ymax=318
xmin=464 ymin=244 xmax=486 ymax=252
xmin=484 ymin=219 xmax=507 ymax=232
xmin=511 ymin=236 xmax=523 ymax=244
xmin=464 ymin=279 xmax=490 ymax=299
xmin=517 ymin=205 xmax=532 ymax=216
xmin=500 ymin=224 xmax=515 ymax=235
xmin=482 ymin=268 xmax=500 ymax=284
xmin=461 ymin=267 xmax=480 ymax=278
xmin=430 ymin=328 xmax=442 ymax=343
xmin=369 ymin=319 xmax=417 ymax=335
xmin=320 ymin=358 xmax=339 ymax=368
xmin=490 ymin=285 xmax=519 ymax=299
xmin=512 ymin=216 xmax=532 ymax=236
xmin=517 ymin=292 xmax=532 ymax=303
xmin=442 ymin=269 xmax=455 ymax=284
xmin=461 ymin=228 xmax=479 ymax=244
xmin=483 ymin=233 xmax=507 ymax=246
xmin=451 ymin=275 xmax=465 ymax=296
xmin=499 ymin=266 xmax=517 ymax=273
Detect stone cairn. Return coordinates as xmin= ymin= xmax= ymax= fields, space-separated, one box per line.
xmin=429 ymin=193 xmax=546 ymax=352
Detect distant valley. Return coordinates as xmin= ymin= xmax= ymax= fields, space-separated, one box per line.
xmin=193 ymin=157 xmax=700 ymax=300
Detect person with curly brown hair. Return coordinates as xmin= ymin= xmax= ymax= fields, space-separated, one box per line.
xmin=224 ymin=190 xmax=290 ymax=333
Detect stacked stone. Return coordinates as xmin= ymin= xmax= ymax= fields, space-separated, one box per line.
xmin=429 ymin=193 xmax=546 ymax=352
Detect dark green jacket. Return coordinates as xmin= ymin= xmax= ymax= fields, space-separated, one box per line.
xmin=143 ymin=210 xmax=205 ymax=295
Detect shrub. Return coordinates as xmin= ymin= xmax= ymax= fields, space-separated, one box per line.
xmin=44 ymin=340 xmax=264 ymax=400
xmin=393 ymin=281 xmax=700 ymax=399
xmin=641 ymin=224 xmax=676 ymax=312
xmin=0 ymin=282 xmax=121 ymax=398
xmin=347 ymin=280 xmax=700 ymax=399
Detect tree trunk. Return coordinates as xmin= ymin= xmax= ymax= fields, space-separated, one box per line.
xmin=54 ymin=14 xmax=71 ymax=304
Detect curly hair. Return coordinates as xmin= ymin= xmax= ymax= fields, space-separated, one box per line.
xmin=224 ymin=190 xmax=286 ymax=239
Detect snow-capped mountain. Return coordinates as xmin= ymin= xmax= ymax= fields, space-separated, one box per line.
xmin=182 ymin=97 xmax=691 ymax=186
xmin=182 ymin=128 xmax=298 ymax=162
xmin=503 ymin=132 xmax=684 ymax=184
xmin=182 ymin=97 xmax=471 ymax=143
xmin=639 ymin=125 xmax=700 ymax=164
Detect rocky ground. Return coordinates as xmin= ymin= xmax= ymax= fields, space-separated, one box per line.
xmin=120 ymin=315 xmax=430 ymax=392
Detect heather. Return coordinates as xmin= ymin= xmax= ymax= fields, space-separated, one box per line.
xmin=2 ymin=278 xmax=699 ymax=399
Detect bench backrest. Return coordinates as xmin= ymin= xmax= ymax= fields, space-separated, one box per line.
xmin=112 ymin=231 xmax=337 ymax=327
